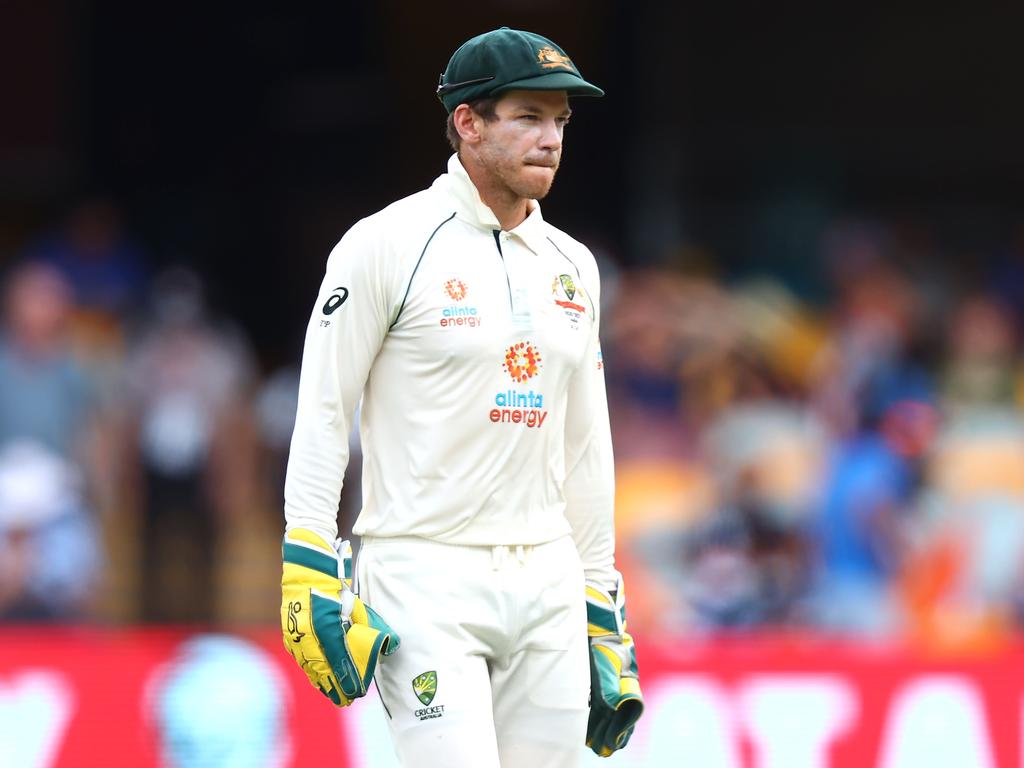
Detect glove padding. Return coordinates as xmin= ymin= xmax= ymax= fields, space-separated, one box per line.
xmin=281 ymin=528 xmax=399 ymax=706
xmin=586 ymin=576 xmax=644 ymax=757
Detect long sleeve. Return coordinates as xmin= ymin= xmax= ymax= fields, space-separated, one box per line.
xmin=283 ymin=221 xmax=396 ymax=543
xmin=562 ymin=268 xmax=618 ymax=591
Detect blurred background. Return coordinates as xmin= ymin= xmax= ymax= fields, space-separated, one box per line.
xmin=3 ymin=2 xmax=1024 ymax=766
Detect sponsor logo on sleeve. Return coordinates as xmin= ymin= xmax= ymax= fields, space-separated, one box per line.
xmin=322 ymin=286 xmax=349 ymax=315
xmin=490 ymin=342 xmax=548 ymax=428
xmin=440 ymin=277 xmax=481 ymax=329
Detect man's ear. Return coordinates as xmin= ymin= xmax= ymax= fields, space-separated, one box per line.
xmin=452 ymin=104 xmax=484 ymax=146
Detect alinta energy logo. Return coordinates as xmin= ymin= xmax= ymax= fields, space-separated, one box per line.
xmin=444 ymin=279 xmax=467 ymax=301
xmin=440 ymin=277 xmax=480 ymax=328
xmin=491 ymin=341 xmax=548 ymax=428
xmin=503 ymin=341 xmax=542 ymax=382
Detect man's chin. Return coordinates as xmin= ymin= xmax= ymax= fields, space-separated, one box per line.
xmin=519 ymin=167 xmax=556 ymax=199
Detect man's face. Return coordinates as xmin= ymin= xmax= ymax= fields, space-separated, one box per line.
xmin=474 ymin=90 xmax=571 ymax=202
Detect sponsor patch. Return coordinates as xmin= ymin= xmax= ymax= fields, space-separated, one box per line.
xmin=491 ymin=342 xmax=548 ymax=428
xmin=439 ymin=278 xmax=481 ymax=328
xmin=444 ymin=278 xmax=467 ymax=301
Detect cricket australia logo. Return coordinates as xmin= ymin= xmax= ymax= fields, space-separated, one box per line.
xmin=413 ymin=671 xmax=445 ymax=720
xmin=552 ymin=273 xmax=588 ymax=330
xmin=413 ymin=671 xmax=437 ymax=706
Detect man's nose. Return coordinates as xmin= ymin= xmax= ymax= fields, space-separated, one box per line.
xmin=538 ymin=119 xmax=562 ymax=151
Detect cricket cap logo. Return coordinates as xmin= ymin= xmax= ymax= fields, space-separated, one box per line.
xmin=413 ymin=671 xmax=437 ymax=706
xmin=503 ymin=341 xmax=542 ymax=383
xmin=536 ymin=45 xmax=575 ymax=71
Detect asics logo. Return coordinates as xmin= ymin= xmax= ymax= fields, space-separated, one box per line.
xmin=322 ymin=287 xmax=349 ymax=315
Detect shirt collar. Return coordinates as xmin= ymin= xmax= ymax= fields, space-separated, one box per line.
xmin=440 ymin=154 xmax=547 ymax=254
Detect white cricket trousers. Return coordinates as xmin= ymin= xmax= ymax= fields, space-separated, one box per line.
xmin=356 ymin=534 xmax=590 ymax=768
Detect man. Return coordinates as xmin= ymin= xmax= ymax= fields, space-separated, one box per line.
xmin=281 ymin=28 xmax=642 ymax=767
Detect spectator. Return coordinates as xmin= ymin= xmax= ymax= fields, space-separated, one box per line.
xmin=0 ymin=261 xmax=97 ymax=460
xmin=21 ymin=198 xmax=149 ymax=322
xmin=702 ymin=398 xmax=824 ymax=628
xmin=898 ymin=411 xmax=1024 ymax=651
xmin=941 ymin=295 xmax=1020 ymax=408
xmin=0 ymin=441 xmax=101 ymax=621
xmin=809 ymin=360 xmax=937 ymax=636
xmin=122 ymin=266 xmax=258 ymax=623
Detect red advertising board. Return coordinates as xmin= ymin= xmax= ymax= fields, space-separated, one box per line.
xmin=2 ymin=628 xmax=1023 ymax=767
xmin=634 ymin=634 xmax=1024 ymax=768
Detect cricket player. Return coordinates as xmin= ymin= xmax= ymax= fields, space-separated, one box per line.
xmin=280 ymin=27 xmax=643 ymax=767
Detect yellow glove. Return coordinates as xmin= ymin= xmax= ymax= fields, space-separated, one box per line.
xmin=585 ymin=575 xmax=644 ymax=757
xmin=281 ymin=528 xmax=399 ymax=706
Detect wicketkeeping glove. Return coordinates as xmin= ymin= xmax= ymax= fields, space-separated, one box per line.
xmin=281 ymin=528 xmax=399 ymax=706
xmin=586 ymin=575 xmax=644 ymax=757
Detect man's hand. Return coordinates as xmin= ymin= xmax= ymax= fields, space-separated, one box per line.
xmin=281 ymin=528 xmax=399 ymax=706
xmin=585 ymin=576 xmax=644 ymax=756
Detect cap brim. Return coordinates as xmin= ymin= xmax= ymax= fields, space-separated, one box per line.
xmin=493 ymin=71 xmax=604 ymax=98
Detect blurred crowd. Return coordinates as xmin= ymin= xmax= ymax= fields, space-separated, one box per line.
xmin=0 ymin=199 xmax=284 ymax=626
xmin=606 ymin=220 xmax=1024 ymax=653
xmin=2 ymin=199 xmax=1024 ymax=652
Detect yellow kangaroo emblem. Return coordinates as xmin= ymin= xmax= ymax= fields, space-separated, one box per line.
xmin=537 ymin=46 xmax=575 ymax=71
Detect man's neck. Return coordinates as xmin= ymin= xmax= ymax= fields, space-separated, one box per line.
xmin=460 ymin=155 xmax=530 ymax=231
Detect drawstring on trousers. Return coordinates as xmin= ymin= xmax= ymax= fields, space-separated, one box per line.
xmin=491 ymin=544 xmax=529 ymax=569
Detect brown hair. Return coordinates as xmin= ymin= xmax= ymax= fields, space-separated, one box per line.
xmin=445 ymin=97 xmax=499 ymax=152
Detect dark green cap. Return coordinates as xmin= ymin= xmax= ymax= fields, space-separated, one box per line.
xmin=437 ymin=27 xmax=604 ymax=114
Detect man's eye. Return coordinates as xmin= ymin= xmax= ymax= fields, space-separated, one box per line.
xmin=520 ymin=114 xmax=539 ymax=121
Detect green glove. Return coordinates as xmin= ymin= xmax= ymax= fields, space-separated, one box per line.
xmin=586 ymin=576 xmax=644 ymax=757
xmin=281 ymin=528 xmax=399 ymax=706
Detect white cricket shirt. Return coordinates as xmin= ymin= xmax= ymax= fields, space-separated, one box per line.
xmin=284 ymin=154 xmax=616 ymax=586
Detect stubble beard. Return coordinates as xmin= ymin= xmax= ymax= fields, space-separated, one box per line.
xmin=480 ymin=145 xmax=559 ymax=203
xmin=510 ymin=161 xmax=558 ymax=201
